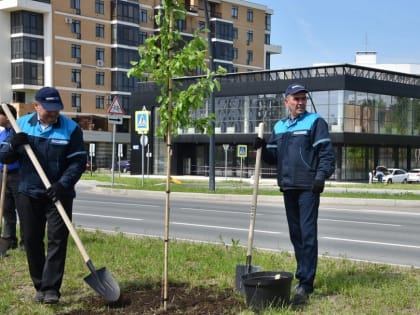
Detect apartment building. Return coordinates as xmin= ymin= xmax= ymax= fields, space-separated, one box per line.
xmin=0 ymin=0 xmax=280 ymax=168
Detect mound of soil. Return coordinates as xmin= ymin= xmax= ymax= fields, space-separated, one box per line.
xmin=61 ymin=283 xmax=247 ymax=315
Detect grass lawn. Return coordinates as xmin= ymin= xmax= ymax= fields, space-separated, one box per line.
xmin=1 ymin=174 xmax=418 ymax=314
xmin=1 ymin=231 xmax=419 ymax=314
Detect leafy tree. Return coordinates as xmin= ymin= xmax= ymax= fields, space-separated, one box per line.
xmin=127 ymin=0 xmax=225 ymax=310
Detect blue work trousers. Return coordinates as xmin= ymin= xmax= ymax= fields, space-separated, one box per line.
xmin=283 ymin=190 xmax=319 ymax=293
xmin=16 ymin=193 xmax=73 ymax=294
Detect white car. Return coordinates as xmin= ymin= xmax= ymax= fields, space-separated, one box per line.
xmin=373 ymin=168 xmax=408 ymax=184
xmin=407 ymin=168 xmax=420 ymax=183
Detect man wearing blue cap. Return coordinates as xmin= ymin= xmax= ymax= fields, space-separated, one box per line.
xmin=0 ymin=87 xmax=86 ymax=304
xmin=255 ymin=83 xmax=335 ymax=306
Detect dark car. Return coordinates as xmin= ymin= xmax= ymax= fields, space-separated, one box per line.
xmin=113 ymin=160 xmax=130 ymax=173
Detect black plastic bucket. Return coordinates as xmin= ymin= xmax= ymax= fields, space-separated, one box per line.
xmin=235 ymin=264 xmax=262 ymax=294
xmin=242 ymin=271 xmax=293 ymax=312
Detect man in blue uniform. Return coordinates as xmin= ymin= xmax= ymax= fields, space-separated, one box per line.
xmin=0 ymin=104 xmax=23 ymax=253
xmin=255 ymin=83 xmax=335 ymax=305
xmin=0 ymin=87 xmax=86 ymax=304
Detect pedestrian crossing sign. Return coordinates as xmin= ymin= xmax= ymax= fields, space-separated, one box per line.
xmin=135 ymin=110 xmax=150 ymax=133
xmin=237 ymin=145 xmax=247 ymax=158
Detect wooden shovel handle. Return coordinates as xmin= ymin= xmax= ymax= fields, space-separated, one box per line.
xmin=0 ymin=102 xmax=90 ymax=263
xmin=0 ymin=164 xmax=7 ymax=231
xmin=246 ymin=122 xmax=264 ymax=257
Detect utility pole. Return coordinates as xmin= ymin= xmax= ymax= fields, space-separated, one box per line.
xmin=203 ymin=0 xmax=216 ymax=191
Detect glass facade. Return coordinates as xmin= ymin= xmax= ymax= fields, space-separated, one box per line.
xmin=149 ymin=87 xmax=420 ymax=181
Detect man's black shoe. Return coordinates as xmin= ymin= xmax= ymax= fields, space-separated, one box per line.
xmin=33 ymin=291 xmax=44 ymax=303
xmin=43 ymin=290 xmax=60 ymax=304
xmin=292 ymin=286 xmax=309 ymax=306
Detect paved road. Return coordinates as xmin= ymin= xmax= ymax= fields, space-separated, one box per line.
xmin=72 ymin=180 xmax=420 ymax=268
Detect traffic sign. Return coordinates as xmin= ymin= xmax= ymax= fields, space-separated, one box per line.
xmin=140 ymin=134 xmax=148 ymax=146
xmin=135 ymin=110 xmax=150 ymax=133
xmin=108 ymin=115 xmax=123 ymax=125
xmin=237 ymin=145 xmax=247 ymax=158
xmin=107 ymin=96 xmax=125 ymax=115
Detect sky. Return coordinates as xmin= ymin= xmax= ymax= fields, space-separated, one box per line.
xmin=252 ymin=0 xmax=420 ymax=70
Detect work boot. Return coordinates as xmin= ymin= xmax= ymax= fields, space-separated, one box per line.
xmin=43 ymin=290 xmax=60 ymax=304
xmin=33 ymin=291 xmax=44 ymax=303
xmin=292 ymin=286 xmax=310 ymax=306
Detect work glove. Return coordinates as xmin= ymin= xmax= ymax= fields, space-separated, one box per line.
xmin=311 ymin=179 xmax=325 ymax=194
xmin=253 ymin=137 xmax=266 ymax=150
xmin=10 ymin=132 xmax=29 ymax=151
xmin=46 ymin=182 xmax=65 ymax=202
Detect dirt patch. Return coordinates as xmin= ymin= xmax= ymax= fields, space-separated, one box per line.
xmin=60 ymin=283 xmax=247 ymax=315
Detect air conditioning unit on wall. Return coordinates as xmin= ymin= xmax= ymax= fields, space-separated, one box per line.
xmin=96 ymin=60 xmax=104 ymax=67
xmin=65 ymin=17 xmax=73 ymax=24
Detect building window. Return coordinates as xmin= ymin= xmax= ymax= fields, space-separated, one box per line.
xmin=11 ymin=37 xmax=43 ymax=60
xmin=246 ymin=31 xmax=253 ymax=45
xmin=247 ymin=9 xmax=253 ymax=22
xmin=71 ymin=93 xmax=81 ymax=108
xmin=71 ymin=44 xmax=81 ymax=59
xmin=71 ymin=0 xmax=81 ymax=14
xmin=139 ymin=31 xmax=147 ymax=45
xmin=96 ymin=96 xmax=105 ymax=109
xmin=96 ymin=48 xmax=105 ymax=62
xmin=232 ymin=27 xmax=238 ymax=40
xmin=71 ymin=20 xmax=81 ymax=36
xmin=265 ymin=14 xmax=271 ymax=31
xmin=140 ymin=9 xmax=148 ymax=23
xmin=198 ymin=21 xmax=205 ymax=32
xmin=176 ymin=19 xmax=186 ymax=31
xmin=11 ymin=11 xmax=43 ymax=35
xmin=71 ymin=69 xmax=81 ymax=84
xmin=246 ymin=50 xmax=253 ymax=65
xmin=96 ymin=24 xmax=105 ymax=38
xmin=265 ymin=34 xmax=270 ymax=45
xmin=95 ymin=0 xmax=104 ymax=14
xmin=231 ymin=6 xmax=238 ymax=19
xmin=233 ymin=47 xmax=238 ymax=60
xmin=96 ymin=71 xmax=105 ymax=85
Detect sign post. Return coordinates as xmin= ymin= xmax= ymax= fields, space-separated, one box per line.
xmin=89 ymin=143 xmax=95 ymax=176
xmin=223 ymin=144 xmax=229 ymax=179
xmin=237 ymin=144 xmax=247 ymax=180
xmin=107 ymin=96 xmax=125 ymax=186
xmin=135 ymin=107 xmax=150 ymax=186
xmin=140 ymin=134 xmax=148 ymax=186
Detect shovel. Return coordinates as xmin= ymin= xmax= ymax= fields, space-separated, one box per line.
xmin=0 ymin=164 xmax=10 ymax=256
xmin=235 ymin=122 xmax=264 ymax=294
xmin=0 ymin=103 xmax=120 ymax=301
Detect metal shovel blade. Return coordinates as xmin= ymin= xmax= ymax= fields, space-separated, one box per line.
xmin=235 ymin=264 xmax=261 ymax=294
xmin=84 ymin=266 xmax=120 ymax=302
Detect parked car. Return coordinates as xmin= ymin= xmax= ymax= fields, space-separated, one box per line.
xmin=373 ymin=167 xmax=408 ymax=184
xmin=407 ymin=168 xmax=420 ymax=183
xmin=112 ymin=159 xmax=131 ymax=173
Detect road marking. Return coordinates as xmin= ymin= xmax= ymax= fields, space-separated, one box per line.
xmin=73 ymin=212 xmax=144 ymax=221
xmin=172 ymin=222 xmax=281 ymax=234
xmin=76 ymin=200 xmax=159 ymax=207
xmin=320 ymin=218 xmax=401 ymax=227
xmin=322 ymin=236 xmax=420 ymax=249
xmin=179 ymin=207 xmax=258 ymax=215
xmin=322 ymin=207 xmax=420 ymax=216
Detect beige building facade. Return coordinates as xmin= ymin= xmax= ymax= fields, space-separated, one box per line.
xmin=0 ymin=0 xmax=280 ymax=168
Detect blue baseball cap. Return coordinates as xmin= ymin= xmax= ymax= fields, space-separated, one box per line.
xmin=285 ymin=83 xmax=308 ymax=96
xmin=35 ymin=87 xmax=64 ymax=111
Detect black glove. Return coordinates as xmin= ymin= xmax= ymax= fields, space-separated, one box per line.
xmin=311 ymin=179 xmax=325 ymax=194
xmin=46 ymin=182 xmax=65 ymax=202
xmin=10 ymin=132 xmax=29 ymax=151
xmin=253 ymin=137 xmax=266 ymax=150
